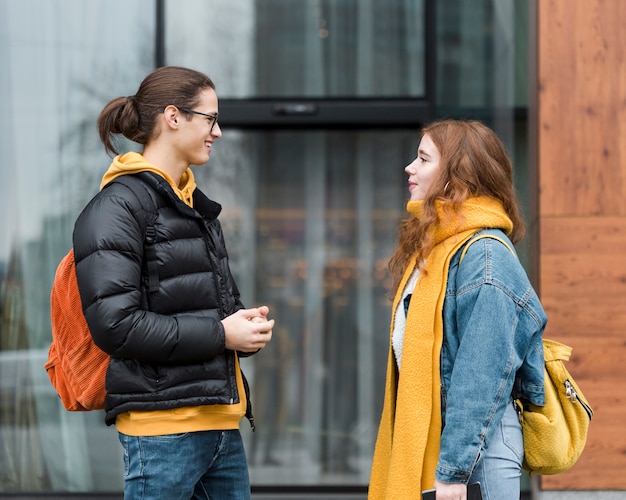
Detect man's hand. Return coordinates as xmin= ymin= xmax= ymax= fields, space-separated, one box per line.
xmin=222 ymin=306 xmax=274 ymax=352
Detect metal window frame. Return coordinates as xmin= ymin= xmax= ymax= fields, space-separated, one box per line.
xmin=156 ymin=0 xmax=436 ymax=130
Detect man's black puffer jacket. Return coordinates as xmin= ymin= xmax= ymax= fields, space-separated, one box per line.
xmin=73 ymin=172 xmax=251 ymax=426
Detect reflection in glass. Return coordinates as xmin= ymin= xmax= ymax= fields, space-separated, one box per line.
xmin=0 ymin=0 xmax=530 ymax=494
xmin=167 ymin=0 xmax=426 ymax=99
xmin=195 ymin=129 xmax=414 ymax=484
xmin=0 ymin=0 xmax=154 ymax=492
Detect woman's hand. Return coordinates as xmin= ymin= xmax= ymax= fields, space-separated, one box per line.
xmin=433 ymin=479 xmax=467 ymax=500
xmin=222 ymin=306 xmax=274 ymax=352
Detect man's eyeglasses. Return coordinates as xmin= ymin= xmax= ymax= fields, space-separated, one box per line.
xmin=178 ymin=107 xmax=219 ymax=132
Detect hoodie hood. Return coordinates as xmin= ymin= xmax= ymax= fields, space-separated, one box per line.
xmin=100 ymin=152 xmax=197 ymax=207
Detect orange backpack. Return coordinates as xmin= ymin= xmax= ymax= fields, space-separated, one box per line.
xmin=45 ymin=174 xmax=158 ymax=411
xmin=45 ymin=249 xmax=109 ymax=410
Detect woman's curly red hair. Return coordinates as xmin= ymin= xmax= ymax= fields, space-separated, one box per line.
xmin=388 ymin=119 xmax=526 ymax=292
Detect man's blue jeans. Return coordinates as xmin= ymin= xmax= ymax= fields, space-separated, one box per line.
xmin=118 ymin=429 xmax=250 ymax=500
xmin=469 ymin=401 xmax=524 ymax=500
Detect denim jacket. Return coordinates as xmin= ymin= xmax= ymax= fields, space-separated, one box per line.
xmin=436 ymin=229 xmax=547 ymax=483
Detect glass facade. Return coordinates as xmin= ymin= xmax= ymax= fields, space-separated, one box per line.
xmin=0 ymin=0 xmax=529 ymax=495
xmin=208 ymin=129 xmax=413 ymax=487
xmin=167 ymin=0 xmax=426 ymax=98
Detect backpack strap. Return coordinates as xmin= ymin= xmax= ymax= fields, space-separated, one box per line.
xmin=105 ymin=174 xmax=160 ymax=294
xmin=459 ymin=231 xmax=516 ymax=265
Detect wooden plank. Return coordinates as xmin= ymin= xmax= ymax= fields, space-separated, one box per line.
xmin=541 ymin=296 xmax=626 ymax=337
xmin=541 ymin=217 xmax=626 ymax=255
xmin=540 ymin=255 xmax=626 ymax=336
xmin=538 ymin=0 xmax=626 ymax=217
xmin=540 ymin=217 xmax=626 ymax=336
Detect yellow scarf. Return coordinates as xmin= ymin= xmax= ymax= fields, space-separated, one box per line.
xmin=368 ymin=197 xmax=513 ymax=499
xmin=100 ymin=152 xmax=197 ymax=208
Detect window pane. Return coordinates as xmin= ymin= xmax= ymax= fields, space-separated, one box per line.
xmin=0 ymin=0 xmax=153 ymax=492
xmin=166 ymin=0 xmax=426 ymax=98
xmin=435 ymin=0 xmax=528 ymax=110
xmin=194 ymin=128 xmax=414 ymax=485
xmin=1 ymin=0 xmax=531 ymax=495
xmin=434 ymin=0 xmax=531 ymax=273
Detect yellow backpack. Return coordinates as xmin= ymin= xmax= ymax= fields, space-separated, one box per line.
xmin=459 ymin=232 xmax=594 ymax=475
xmin=516 ymin=339 xmax=593 ymax=475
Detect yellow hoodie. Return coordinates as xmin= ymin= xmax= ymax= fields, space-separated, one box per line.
xmin=103 ymin=152 xmax=247 ymax=437
xmin=100 ymin=151 xmax=197 ymax=206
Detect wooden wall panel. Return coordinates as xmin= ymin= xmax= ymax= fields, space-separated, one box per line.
xmin=540 ymin=217 xmax=626 ymax=336
xmin=539 ymin=219 xmax=626 ymax=490
xmin=538 ymin=0 xmax=626 ymax=217
xmin=537 ymin=0 xmax=626 ymax=491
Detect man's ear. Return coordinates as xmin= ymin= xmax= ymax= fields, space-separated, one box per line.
xmin=162 ymin=105 xmax=180 ymax=128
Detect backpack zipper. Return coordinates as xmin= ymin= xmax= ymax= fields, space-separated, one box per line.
xmin=565 ymin=380 xmax=593 ymax=419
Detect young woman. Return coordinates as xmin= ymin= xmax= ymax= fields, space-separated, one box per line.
xmin=369 ymin=120 xmax=547 ymax=500
xmin=73 ymin=66 xmax=274 ymax=499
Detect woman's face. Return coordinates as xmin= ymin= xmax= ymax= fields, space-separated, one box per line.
xmin=405 ymin=133 xmax=441 ymax=201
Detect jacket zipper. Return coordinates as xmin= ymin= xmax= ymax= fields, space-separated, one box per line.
xmin=202 ymin=221 xmax=238 ymax=405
